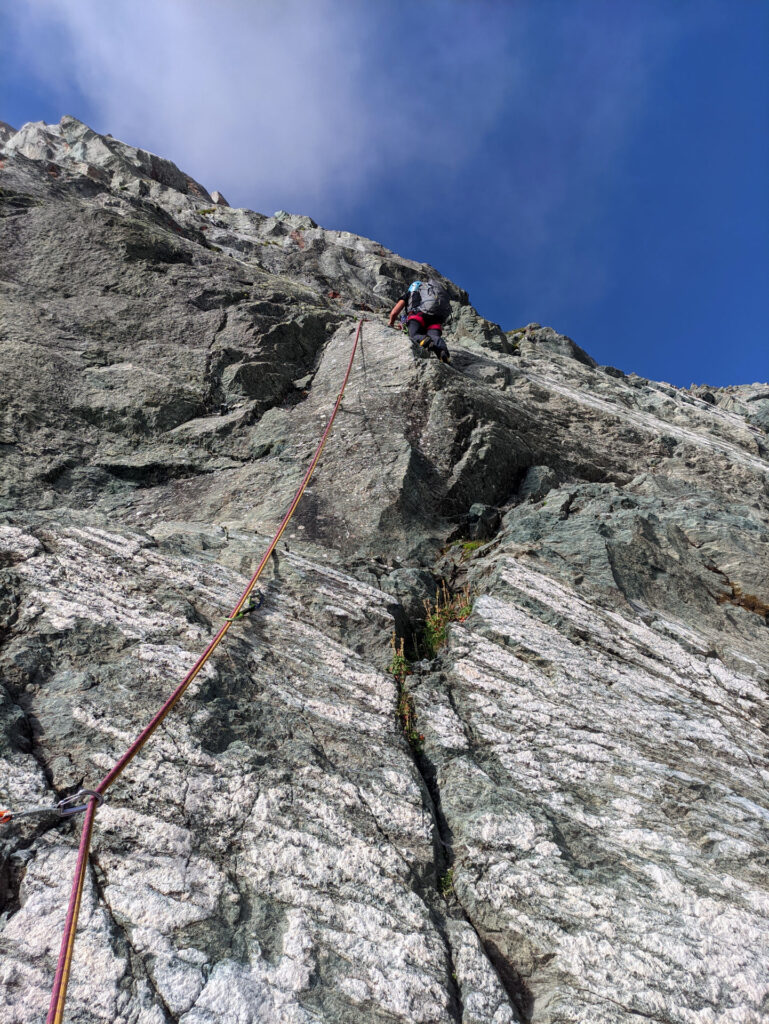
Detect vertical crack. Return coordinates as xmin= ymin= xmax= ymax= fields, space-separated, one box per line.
xmin=404 ymin=649 xmax=530 ymax=1023
xmin=89 ymin=854 xmax=177 ymax=1023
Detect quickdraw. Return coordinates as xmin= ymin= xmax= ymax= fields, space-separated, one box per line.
xmin=1 ymin=789 xmax=104 ymax=826
xmin=224 ymin=590 xmax=263 ymax=622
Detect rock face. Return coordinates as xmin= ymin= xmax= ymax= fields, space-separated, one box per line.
xmin=1 ymin=117 xmax=767 ymax=1024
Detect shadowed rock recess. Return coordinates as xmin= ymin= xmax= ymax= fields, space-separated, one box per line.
xmin=1 ymin=117 xmax=768 ymax=1024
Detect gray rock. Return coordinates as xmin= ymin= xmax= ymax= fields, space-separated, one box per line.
xmin=412 ymin=556 xmax=768 ymax=1024
xmin=599 ymin=364 xmax=626 ymax=379
xmin=381 ymin=567 xmax=437 ymax=626
xmin=5 ymin=115 xmax=213 ymax=201
xmin=517 ymin=466 xmax=558 ymax=502
xmin=688 ymin=383 xmax=769 ymax=435
xmin=1 ymin=117 xmax=768 ymax=1024
xmin=515 ymin=325 xmax=597 ymax=368
xmin=465 ymin=503 xmax=501 ymax=541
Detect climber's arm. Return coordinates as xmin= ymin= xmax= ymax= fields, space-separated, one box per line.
xmin=388 ymin=298 xmax=405 ymax=327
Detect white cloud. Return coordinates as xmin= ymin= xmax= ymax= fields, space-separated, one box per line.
xmin=7 ymin=0 xmax=522 ymax=218
xmin=4 ymin=0 xmax=694 ymax=320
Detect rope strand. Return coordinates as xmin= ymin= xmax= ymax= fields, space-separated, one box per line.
xmin=47 ymin=797 xmax=98 ymax=1024
xmin=45 ymin=318 xmax=364 ymax=1024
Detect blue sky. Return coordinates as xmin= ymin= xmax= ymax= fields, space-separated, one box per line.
xmin=1 ymin=0 xmax=767 ymax=387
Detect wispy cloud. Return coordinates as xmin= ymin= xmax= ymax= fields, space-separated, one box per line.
xmin=4 ymin=0 xmax=692 ymax=320
xmin=5 ymin=0 xmax=522 ymax=216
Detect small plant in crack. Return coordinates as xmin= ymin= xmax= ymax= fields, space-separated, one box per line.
xmin=398 ymin=687 xmax=424 ymax=753
xmin=422 ymin=582 xmax=474 ymax=657
xmin=439 ymin=867 xmax=454 ymax=898
xmin=389 ymin=632 xmax=411 ymax=683
xmin=390 ymin=633 xmax=424 ymax=753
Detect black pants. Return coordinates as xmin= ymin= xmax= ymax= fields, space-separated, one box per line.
xmin=407 ymin=316 xmax=450 ymax=361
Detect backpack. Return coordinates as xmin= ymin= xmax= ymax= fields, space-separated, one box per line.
xmin=409 ymin=280 xmax=451 ymax=322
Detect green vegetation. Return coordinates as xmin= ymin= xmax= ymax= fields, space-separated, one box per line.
xmin=398 ymin=686 xmax=423 ymax=754
xmin=422 ymin=582 xmax=473 ymax=657
xmin=461 ymin=540 xmax=484 ymax=558
xmin=390 ymin=634 xmax=423 ymax=753
xmin=388 ymin=581 xmax=475 ymax=753
xmin=198 ymin=207 xmax=217 ymax=215
xmin=439 ymin=868 xmax=454 ymax=897
xmin=389 ymin=633 xmax=411 ymax=683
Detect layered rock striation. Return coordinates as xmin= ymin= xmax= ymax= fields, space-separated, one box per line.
xmin=1 ymin=117 xmax=768 ymax=1024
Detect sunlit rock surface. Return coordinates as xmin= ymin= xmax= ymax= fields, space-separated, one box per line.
xmin=1 ymin=118 xmax=767 ymax=1024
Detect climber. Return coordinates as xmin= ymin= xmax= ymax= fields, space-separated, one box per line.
xmin=388 ymin=280 xmax=451 ymax=363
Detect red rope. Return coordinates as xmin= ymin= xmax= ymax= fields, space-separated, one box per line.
xmin=47 ymin=798 xmax=97 ymax=1024
xmin=46 ymin=318 xmax=365 ymax=1024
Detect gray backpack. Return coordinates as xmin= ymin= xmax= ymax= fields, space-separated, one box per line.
xmin=411 ymin=280 xmax=451 ymax=322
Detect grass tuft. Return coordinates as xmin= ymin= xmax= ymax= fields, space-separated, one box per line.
xmin=389 ymin=633 xmax=411 ymax=683
xmin=422 ymin=582 xmax=473 ymax=657
xmin=390 ymin=633 xmax=423 ymax=753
